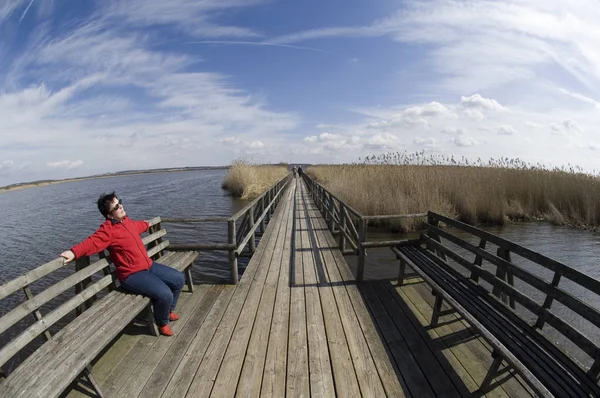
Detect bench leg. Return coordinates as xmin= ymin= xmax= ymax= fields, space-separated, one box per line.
xmin=82 ymin=366 xmax=104 ymax=398
xmin=397 ymin=258 xmax=406 ymax=286
xmin=185 ymin=267 xmax=195 ymax=293
xmin=431 ymin=293 xmax=444 ymax=327
xmin=147 ymin=304 xmax=159 ymax=336
xmin=479 ymin=350 xmax=504 ymax=392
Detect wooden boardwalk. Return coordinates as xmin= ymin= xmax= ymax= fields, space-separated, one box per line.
xmin=67 ymin=179 xmax=532 ymax=397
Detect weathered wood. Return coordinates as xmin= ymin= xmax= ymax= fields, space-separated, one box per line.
xmin=0 ymin=258 xmax=66 ymax=300
xmin=396 ymin=246 xmax=553 ymax=397
xmin=228 ymin=219 xmax=238 ymax=284
xmin=286 ymin=183 xmax=310 ymax=397
xmin=307 ymin=196 xmax=390 ymax=397
xmin=234 ymin=186 xmax=293 ymax=398
xmin=298 ymin=191 xmax=336 ymax=397
xmin=362 ymin=213 xmax=427 ymax=220
xmin=260 ymin=182 xmax=294 ymax=397
xmin=357 ymin=218 xmax=366 ymax=282
xmin=422 ymin=234 xmax=600 ymax=361
xmin=185 ymin=186 xmax=292 ymax=398
xmin=428 ymin=212 xmax=600 ymax=294
xmin=21 ymin=286 xmax=52 ymax=342
xmin=0 ymin=258 xmax=110 ymax=336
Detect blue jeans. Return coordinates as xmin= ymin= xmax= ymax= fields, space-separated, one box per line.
xmin=121 ymin=262 xmax=185 ymax=326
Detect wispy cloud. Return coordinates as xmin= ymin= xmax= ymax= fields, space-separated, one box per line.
xmin=188 ymin=40 xmax=328 ymax=53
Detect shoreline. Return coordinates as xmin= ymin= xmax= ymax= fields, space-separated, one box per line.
xmin=0 ymin=167 xmax=228 ymax=194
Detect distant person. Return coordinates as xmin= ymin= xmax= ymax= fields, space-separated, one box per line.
xmin=292 ymin=165 xmax=298 ymax=178
xmin=60 ymin=192 xmax=184 ymax=337
xmin=297 ymin=166 xmax=303 ymax=175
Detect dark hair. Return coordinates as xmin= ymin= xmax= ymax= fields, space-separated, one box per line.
xmin=97 ymin=191 xmax=118 ymax=218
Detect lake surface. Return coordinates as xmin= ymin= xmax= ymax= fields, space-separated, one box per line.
xmin=0 ymin=169 xmax=248 ymax=287
xmin=2 ymin=169 xmax=600 ymax=369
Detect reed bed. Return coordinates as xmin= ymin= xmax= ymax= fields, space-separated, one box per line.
xmin=306 ymin=152 xmax=600 ymax=232
xmin=222 ymin=161 xmax=289 ymax=199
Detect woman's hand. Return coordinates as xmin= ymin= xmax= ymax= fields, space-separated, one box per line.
xmin=60 ymin=250 xmax=75 ymax=263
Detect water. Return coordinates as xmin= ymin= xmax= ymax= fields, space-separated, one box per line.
xmin=0 ymin=169 xmax=248 ymax=286
xmin=349 ymin=222 xmax=600 ymax=367
xmin=2 ymin=171 xmax=600 ymax=370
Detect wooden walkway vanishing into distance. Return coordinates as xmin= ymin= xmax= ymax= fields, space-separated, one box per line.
xmin=66 ymin=179 xmax=532 ymax=397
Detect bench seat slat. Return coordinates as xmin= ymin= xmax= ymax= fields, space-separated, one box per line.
xmin=4 ymin=291 xmax=125 ymax=386
xmin=3 ymin=295 xmax=148 ymax=398
xmin=0 ymin=259 xmax=111 ymax=336
xmin=430 ymin=225 xmax=600 ymax=332
xmin=414 ymin=247 xmax=583 ymax=398
xmin=0 ymin=274 xmax=115 ymax=370
xmin=423 ymin=234 xmax=600 ymax=362
xmin=142 ymin=229 xmax=167 ymax=245
xmin=400 ymin=244 xmax=600 ymax=398
xmin=0 ymin=258 xmax=65 ymax=300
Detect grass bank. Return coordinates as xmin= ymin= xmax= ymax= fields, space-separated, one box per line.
xmin=222 ymin=161 xmax=289 ymax=199
xmin=306 ymin=164 xmax=600 ymax=232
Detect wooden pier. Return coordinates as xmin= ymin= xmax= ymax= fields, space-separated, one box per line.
xmin=62 ymin=179 xmax=532 ymax=397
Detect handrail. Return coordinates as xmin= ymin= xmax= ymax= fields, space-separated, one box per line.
xmin=300 ymin=171 xmax=428 ymax=282
xmin=161 ymin=172 xmax=292 ymax=284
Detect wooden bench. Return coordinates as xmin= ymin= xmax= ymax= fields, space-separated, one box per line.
xmin=0 ymin=217 xmax=199 ymax=398
xmin=393 ymin=211 xmax=600 ymax=398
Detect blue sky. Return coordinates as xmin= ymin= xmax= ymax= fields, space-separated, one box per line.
xmin=1 ymin=0 xmax=600 ymax=185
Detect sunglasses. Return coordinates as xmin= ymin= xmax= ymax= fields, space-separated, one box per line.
xmin=110 ymin=199 xmax=122 ymax=213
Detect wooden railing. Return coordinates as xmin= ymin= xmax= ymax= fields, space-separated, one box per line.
xmin=301 ymin=172 xmax=426 ymax=281
xmin=161 ymin=173 xmax=292 ymax=284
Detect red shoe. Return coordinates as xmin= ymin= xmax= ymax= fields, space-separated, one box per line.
xmin=159 ymin=325 xmax=173 ymax=336
xmin=169 ymin=312 xmax=179 ymax=321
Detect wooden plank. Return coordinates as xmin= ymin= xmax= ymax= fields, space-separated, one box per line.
xmin=0 ymin=274 xmax=115 ymax=369
xmin=184 ymin=186 xmax=293 ymax=398
xmin=212 ymin=186 xmax=295 ymax=397
xmin=0 ymin=258 xmax=110 ymax=336
xmin=298 ymin=185 xmax=361 ymax=397
xmin=3 ymin=294 xmax=146 ymax=398
xmin=260 ymin=183 xmax=294 ymax=397
xmin=359 ymin=280 xmax=434 ymax=398
xmin=236 ymin=182 xmax=294 ymax=398
xmin=210 ymin=188 xmax=293 ymax=398
xmin=397 ymin=247 xmax=554 ymax=397
xmin=306 ymin=191 xmax=388 ymax=397
xmin=113 ymin=284 xmax=214 ymax=398
xmin=286 ymin=180 xmax=310 ymax=398
xmin=162 ymin=198 xmax=289 ymax=398
xmin=142 ymin=229 xmax=167 ymax=245
xmin=306 ymin=190 xmax=407 ymax=398
xmin=298 ymin=190 xmax=335 ymax=397
xmin=428 ymin=212 xmax=600 ymax=294
xmin=0 ymin=258 xmax=66 ymax=300
xmin=33 ymin=296 xmax=148 ymax=398
xmin=1 ymin=291 xmax=124 ymax=393
xmin=408 ymin=281 xmax=535 ymax=398
xmin=139 ymin=285 xmax=221 ymax=397
xmin=372 ymin=280 xmax=462 ymax=397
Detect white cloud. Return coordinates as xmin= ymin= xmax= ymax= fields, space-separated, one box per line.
xmin=453 ymin=135 xmax=476 ymax=147
xmin=303 ymin=136 xmax=317 ymax=143
xmin=413 ymin=137 xmax=437 ymax=148
xmin=367 ymin=101 xmax=456 ymax=129
xmin=461 ymin=94 xmax=506 ymax=111
xmin=365 ymin=132 xmax=400 ymax=149
xmin=221 ymin=136 xmax=241 ymax=144
xmin=248 ymin=140 xmax=264 ymax=148
xmin=47 ymin=160 xmax=84 ymax=169
xmin=497 ymin=126 xmax=516 ymax=135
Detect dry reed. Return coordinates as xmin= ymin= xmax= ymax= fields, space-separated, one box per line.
xmin=306 ymin=152 xmax=600 ymax=232
xmin=222 ymin=161 xmax=289 ymax=199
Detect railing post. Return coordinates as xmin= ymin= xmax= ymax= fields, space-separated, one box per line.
xmin=339 ymin=204 xmax=347 ymax=251
xmin=75 ymin=256 xmax=93 ymax=315
xmin=249 ymin=205 xmax=256 ymax=253
xmin=357 ymin=217 xmax=366 ymax=282
xmin=260 ymin=198 xmax=266 ymax=234
xmin=327 ymin=195 xmax=335 ymax=231
xmin=228 ymin=219 xmax=238 ymax=284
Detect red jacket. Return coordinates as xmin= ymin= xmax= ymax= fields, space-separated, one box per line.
xmin=71 ymin=216 xmax=151 ymax=281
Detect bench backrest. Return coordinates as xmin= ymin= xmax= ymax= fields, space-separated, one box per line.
xmin=0 ymin=216 xmax=168 ymax=378
xmin=422 ymin=211 xmax=600 ymax=379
